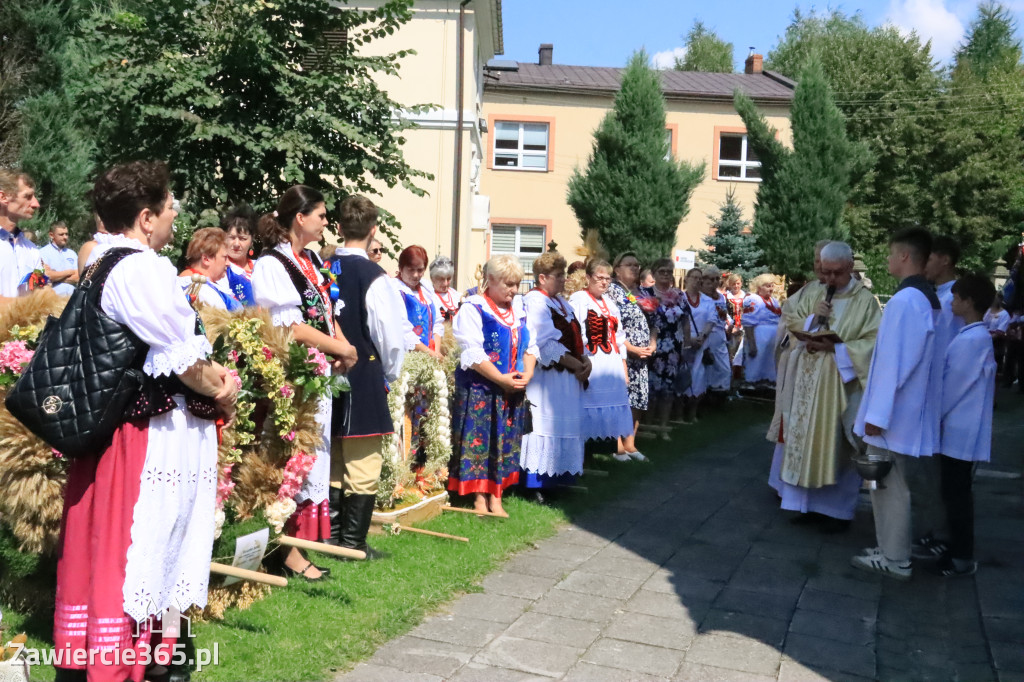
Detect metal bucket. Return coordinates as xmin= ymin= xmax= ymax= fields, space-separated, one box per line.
xmin=853 ymin=449 xmax=893 ymax=490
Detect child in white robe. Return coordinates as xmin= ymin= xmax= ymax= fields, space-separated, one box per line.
xmin=935 ymin=274 xmax=997 ymax=576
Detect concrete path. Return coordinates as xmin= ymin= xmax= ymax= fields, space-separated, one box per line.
xmin=339 ymin=391 xmax=1024 ymax=682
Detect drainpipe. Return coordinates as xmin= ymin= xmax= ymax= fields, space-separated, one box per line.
xmin=451 ymin=0 xmax=471 ymax=288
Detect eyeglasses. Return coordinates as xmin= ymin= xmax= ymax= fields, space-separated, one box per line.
xmin=655 ymin=269 xmax=673 ymax=275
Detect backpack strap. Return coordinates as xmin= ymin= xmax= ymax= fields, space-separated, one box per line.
xmin=80 ymin=247 xmax=142 ymax=303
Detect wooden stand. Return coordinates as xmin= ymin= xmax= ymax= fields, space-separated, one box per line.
xmin=442 ymin=505 xmax=506 ymax=518
xmin=278 ymin=535 xmax=366 ymax=560
xmin=209 ymin=562 xmax=288 ymax=587
xmin=396 ymin=524 xmax=469 ymax=542
xmin=371 ymin=490 xmax=449 ymax=535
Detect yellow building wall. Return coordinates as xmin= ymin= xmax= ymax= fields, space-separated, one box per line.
xmin=347 ymin=0 xmax=491 ymax=286
xmin=480 ymin=90 xmax=792 ymax=271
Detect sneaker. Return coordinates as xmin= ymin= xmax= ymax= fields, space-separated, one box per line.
xmin=627 ymin=450 xmax=648 ymax=462
xmin=912 ymin=535 xmax=949 ymax=561
xmin=934 ymin=556 xmax=978 ymax=578
xmin=859 ymin=546 xmax=884 ymax=556
xmin=850 ymin=552 xmax=912 ymax=581
xmin=612 ymin=453 xmax=632 ymax=462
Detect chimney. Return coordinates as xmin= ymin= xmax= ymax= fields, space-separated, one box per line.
xmin=538 ymin=43 xmax=553 ymax=66
xmin=744 ymin=53 xmax=763 ymax=75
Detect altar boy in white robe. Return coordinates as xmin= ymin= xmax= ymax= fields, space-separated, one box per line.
xmin=912 ymin=234 xmax=964 ymax=559
xmin=934 ymin=274 xmax=997 ymax=577
xmin=852 ymin=228 xmax=941 ymax=580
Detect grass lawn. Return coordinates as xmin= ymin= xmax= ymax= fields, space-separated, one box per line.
xmin=1 ymin=399 xmax=773 ymax=681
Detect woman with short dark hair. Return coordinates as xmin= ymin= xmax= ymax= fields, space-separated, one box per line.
xmin=393 ymin=245 xmax=445 ymax=359
xmin=55 ymin=161 xmax=238 ymax=682
xmin=179 ymin=227 xmax=241 ymax=310
xmin=220 ymin=203 xmax=257 ymax=306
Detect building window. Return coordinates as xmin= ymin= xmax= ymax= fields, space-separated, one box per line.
xmin=493 ymin=121 xmax=550 ymax=171
xmin=665 ymin=128 xmax=674 ymax=161
xmin=717 ymin=133 xmax=761 ymax=181
xmin=302 ymin=28 xmax=348 ymax=73
xmin=491 ymin=224 xmax=547 ymax=284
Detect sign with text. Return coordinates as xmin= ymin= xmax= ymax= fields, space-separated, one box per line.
xmin=674 ymin=250 xmax=696 ymax=270
xmin=223 ymin=528 xmax=269 ymax=586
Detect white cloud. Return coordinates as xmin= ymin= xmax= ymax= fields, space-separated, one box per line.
xmin=887 ymin=0 xmax=966 ymax=60
xmin=651 ymin=47 xmax=687 ymax=70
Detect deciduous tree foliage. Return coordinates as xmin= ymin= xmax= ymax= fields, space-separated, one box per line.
xmin=699 ymin=188 xmax=765 ymax=282
xmin=675 ymin=21 xmax=733 ymax=73
xmin=734 ymin=58 xmax=870 ymax=280
xmin=568 ymin=51 xmax=704 ymax=265
xmin=10 ymin=0 xmax=429 ymax=244
xmin=766 ymin=5 xmax=1024 ymax=280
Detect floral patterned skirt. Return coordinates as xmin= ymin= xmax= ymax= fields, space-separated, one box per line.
xmin=448 ymin=369 xmax=524 ymax=497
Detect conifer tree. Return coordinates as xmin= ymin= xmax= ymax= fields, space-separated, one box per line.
xmin=567 ymin=51 xmax=704 ymax=265
xmin=699 ymin=188 xmax=765 ymax=281
xmin=734 ymin=58 xmax=871 ymax=280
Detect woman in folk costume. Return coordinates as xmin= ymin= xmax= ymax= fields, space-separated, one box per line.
xmin=680 ymin=268 xmax=715 ymax=423
xmin=607 ymin=251 xmax=657 ymax=460
xmin=178 ymin=227 xmax=242 ymax=311
xmin=449 ymin=255 xmax=538 ymax=516
xmin=429 ymin=255 xmax=461 ymax=324
xmin=220 ymin=203 xmax=257 ymax=306
xmin=725 ymin=273 xmax=746 ymax=370
xmin=641 ymin=257 xmax=689 ymax=440
xmin=569 ymin=259 xmax=634 ymax=453
xmin=742 ymin=273 xmax=783 ymax=385
xmin=55 ymin=162 xmax=239 ymax=682
xmin=393 ymin=245 xmax=445 ymax=358
xmin=521 ymin=251 xmax=591 ymax=494
xmin=700 ymin=266 xmax=733 ymax=398
xmin=251 ymin=185 xmax=357 ymax=580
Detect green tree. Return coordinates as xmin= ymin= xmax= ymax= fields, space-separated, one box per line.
xmin=953 ymin=1 xmax=1022 ymax=78
xmin=931 ymin=2 xmax=1024 ymax=270
xmin=675 ymin=21 xmax=733 ymax=73
xmin=568 ymin=51 xmax=704 ymax=265
xmin=734 ymin=58 xmax=870 ymax=280
xmin=15 ymin=0 xmax=429 ymax=244
xmin=766 ymin=9 xmax=942 ymax=272
xmin=698 ymin=188 xmax=764 ymax=281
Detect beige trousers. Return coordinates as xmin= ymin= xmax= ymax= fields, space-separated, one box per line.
xmin=867 ymin=445 xmax=912 ymax=562
xmin=330 ymin=435 xmax=385 ymax=496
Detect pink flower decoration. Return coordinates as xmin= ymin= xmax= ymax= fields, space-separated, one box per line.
xmin=277 ymin=450 xmax=316 ymax=500
xmin=262 ymin=346 xmax=273 ymax=361
xmin=228 ymin=350 xmax=240 ymax=363
xmin=228 ymin=369 xmax=242 ymax=390
xmin=280 ymin=384 xmax=294 ymax=398
xmin=283 ymin=430 xmax=296 ymax=442
xmin=306 ymin=347 xmax=330 ymax=376
xmin=0 ymin=340 xmax=34 ymax=374
xmin=216 ymin=464 xmax=236 ymax=506
xmin=51 ymin=448 xmax=64 ymax=460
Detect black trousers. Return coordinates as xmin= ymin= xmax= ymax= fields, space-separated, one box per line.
xmin=1002 ymin=338 xmax=1024 ymax=387
xmin=939 ymin=454 xmax=975 ymax=560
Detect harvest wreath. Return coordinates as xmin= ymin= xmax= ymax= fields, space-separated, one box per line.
xmin=0 ymin=293 xmax=345 ymax=619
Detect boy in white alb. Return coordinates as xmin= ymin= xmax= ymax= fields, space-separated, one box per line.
xmin=852 ymin=228 xmax=941 ymax=580
xmin=934 ymin=274 xmax=997 ymax=577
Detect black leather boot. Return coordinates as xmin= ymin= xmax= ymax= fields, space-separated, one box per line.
xmin=339 ymin=493 xmax=388 ymax=559
xmin=323 ymin=486 xmax=344 ymax=546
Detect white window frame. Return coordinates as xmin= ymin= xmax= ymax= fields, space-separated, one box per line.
xmin=717 ymin=133 xmax=761 ymax=182
xmin=492 ymin=121 xmax=549 ymax=172
xmin=665 ymin=128 xmax=673 ymax=161
xmin=490 ymin=223 xmax=547 ymax=285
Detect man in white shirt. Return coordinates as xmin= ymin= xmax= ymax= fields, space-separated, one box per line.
xmin=0 ymin=169 xmax=42 ymax=299
xmin=38 ymin=222 xmax=80 ymax=296
xmin=852 ymin=228 xmax=941 ymax=580
xmin=325 ymin=195 xmax=406 ymax=557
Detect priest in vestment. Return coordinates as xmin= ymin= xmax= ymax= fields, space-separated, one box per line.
xmin=767 ymin=240 xmax=827 ymax=494
xmin=768 ymin=242 xmax=881 ymax=526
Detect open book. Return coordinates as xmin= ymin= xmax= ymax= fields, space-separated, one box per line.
xmin=791 ymin=329 xmax=843 ymax=345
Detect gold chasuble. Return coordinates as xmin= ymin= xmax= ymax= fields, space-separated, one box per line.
xmin=769 ymin=280 xmax=881 ymax=489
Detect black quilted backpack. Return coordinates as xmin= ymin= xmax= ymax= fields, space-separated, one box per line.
xmin=5 ymin=247 xmax=148 ymax=459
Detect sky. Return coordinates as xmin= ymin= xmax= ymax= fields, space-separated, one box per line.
xmin=498 ymin=0 xmax=1024 ymax=69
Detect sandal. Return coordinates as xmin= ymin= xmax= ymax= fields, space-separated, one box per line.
xmin=282 ymin=561 xmax=329 ymax=582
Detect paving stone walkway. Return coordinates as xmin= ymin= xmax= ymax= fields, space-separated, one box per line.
xmin=339 ymin=391 xmax=1024 ymax=682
